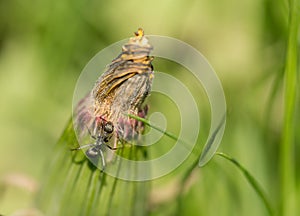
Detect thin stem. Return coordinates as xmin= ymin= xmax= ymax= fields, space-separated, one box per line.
xmin=127 ymin=114 xmax=180 ymax=141
xmin=127 ymin=113 xmax=196 ymax=155
xmin=216 ymin=152 xmax=274 ymax=216
xmin=129 ymin=113 xmax=274 ymax=214
xmin=280 ymin=0 xmax=299 ymax=215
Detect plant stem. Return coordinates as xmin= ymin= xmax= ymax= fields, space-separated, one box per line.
xmin=129 ymin=114 xmax=274 ymax=214
xmin=216 ymin=152 xmax=274 ymax=216
xmin=280 ymin=0 xmax=299 ymax=215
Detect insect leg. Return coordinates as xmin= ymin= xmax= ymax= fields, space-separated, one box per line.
xmin=85 ymin=125 xmax=96 ymax=140
xmin=105 ymin=145 xmax=119 ymax=150
xmin=70 ymin=143 xmax=95 ymax=151
xmin=99 ymin=148 xmax=106 ymax=171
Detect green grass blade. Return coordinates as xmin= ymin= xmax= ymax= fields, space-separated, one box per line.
xmin=127 ymin=113 xmax=180 ymax=142
xmin=128 ymin=113 xmax=226 ymax=167
xmin=280 ymin=0 xmax=300 ymax=215
xmin=35 ymin=118 xmax=150 ymax=216
xmin=216 ymin=152 xmax=274 ymax=216
xmin=129 ymin=114 xmax=273 ymax=215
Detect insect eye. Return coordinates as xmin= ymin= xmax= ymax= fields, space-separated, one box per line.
xmin=103 ymin=122 xmax=114 ymax=134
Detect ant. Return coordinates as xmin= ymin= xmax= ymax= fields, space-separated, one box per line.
xmin=72 ymin=117 xmax=118 ymax=171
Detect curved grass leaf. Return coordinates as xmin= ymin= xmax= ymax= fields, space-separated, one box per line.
xmin=128 ymin=113 xmax=226 ymax=166
xmin=198 ymin=113 xmax=226 ymax=166
xmin=129 ymin=114 xmax=273 ymax=215
xmin=215 ymin=152 xmax=274 ymax=216
xmin=36 ymin=115 xmax=273 ymax=215
xmin=279 ymin=0 xmax=300 ymax=215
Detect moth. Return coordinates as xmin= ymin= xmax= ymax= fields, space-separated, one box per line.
xmin=73 ymin=28 xmax=154 ymax=170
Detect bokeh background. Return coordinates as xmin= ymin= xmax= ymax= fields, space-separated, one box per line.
xmin=0 ymin=0 xmax=299 ymax=215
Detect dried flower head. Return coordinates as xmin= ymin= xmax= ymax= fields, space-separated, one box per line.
xmin=73 ymin=28 xmax=154 ymax=168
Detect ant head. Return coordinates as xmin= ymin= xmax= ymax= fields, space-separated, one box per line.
xmin=103 ymin=121 xmax=114 ymax=134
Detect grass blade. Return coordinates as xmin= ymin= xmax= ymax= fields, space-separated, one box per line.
xmin=216 ymin=152 xmax=274 ymax=216
xmin=35 ymin=118 xmax=150 ymax=215
xmin=280 ymin=0 xmax=300 ymax=215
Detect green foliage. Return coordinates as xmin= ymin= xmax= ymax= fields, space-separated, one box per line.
xmin=36 ymin=119 xmax=150 ymax=215
xmin=280 ymin=0 xmax=300 ymax=215
xmin=216 ymin=152 xmax=273 ymax=215
xmin=0 ymin=0 xmax=299 ymax=215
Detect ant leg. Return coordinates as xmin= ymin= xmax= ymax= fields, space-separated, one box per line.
xmin=70 ymin=143 xmax=94 ymax=151
xmin=104 ymin=138 xmax=122 ymax=151
xmin=105 ymin=138 xmax=124 ymax=150
xmin=98 ymin=115 xmax=108 ymax=123
xmin=113 ymin=137 xmax=118 ymax=149
xmin=85 ymin=125 xmax=96 ymax=140
xmin=99 ymin=149 xmax=106 ymax=171
xmin=105 ymin=145 xmax=119 ymax=150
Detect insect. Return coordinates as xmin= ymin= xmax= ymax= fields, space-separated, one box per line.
xmin=72 ymin=117 xmax=116 ymax=169
xmin=73 ymin=28 xmax=154 ymax=170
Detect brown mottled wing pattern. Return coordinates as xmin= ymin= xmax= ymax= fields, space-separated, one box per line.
xmin=75 ymin=28 xmax=154 ymax=144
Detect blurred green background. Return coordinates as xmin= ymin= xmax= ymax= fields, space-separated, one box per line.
xmin=0 ymin=0 xmax=299 ymax=215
